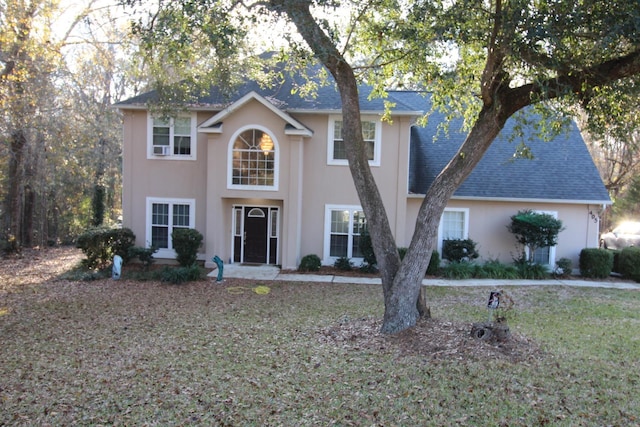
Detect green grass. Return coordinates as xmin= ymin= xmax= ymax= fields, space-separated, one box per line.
xmin=1 ymin=274 xmax=639 ymax=426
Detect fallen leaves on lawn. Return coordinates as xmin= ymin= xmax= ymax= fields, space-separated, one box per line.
xmin=317 ymin=316 xmax=544 ymax=363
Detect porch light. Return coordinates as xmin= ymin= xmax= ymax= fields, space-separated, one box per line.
xmin=259 ymin=133 xmax=274 ymax=154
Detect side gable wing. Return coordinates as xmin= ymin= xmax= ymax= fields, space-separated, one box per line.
xmin=409 ymin=111 xmax=611 ymax=204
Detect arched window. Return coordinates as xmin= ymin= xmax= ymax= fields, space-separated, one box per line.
xmin=231 ymin=129 xmax=276 ymax=188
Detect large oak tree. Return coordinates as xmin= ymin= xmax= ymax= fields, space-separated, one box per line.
xmin=128 ymin=0 xmax=640 ymax=333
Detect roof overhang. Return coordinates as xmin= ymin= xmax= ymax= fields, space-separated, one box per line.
xmin=197 ymin=91 xmax=313 ymax=137
xmin=285 ymin=109 xmax=424 ymax=117
xmin=407 ymin=194 xmax=613 ymax=205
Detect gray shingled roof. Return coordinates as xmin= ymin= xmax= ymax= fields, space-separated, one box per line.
xmin=408 ymin=108 xmax=611 ymax=203
xmin=117 ymin=59 xmax=609 ymax=204
xmin=116 ymin=62 xmax=422 ymax=114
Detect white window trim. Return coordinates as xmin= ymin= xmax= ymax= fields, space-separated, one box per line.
xmin=227 ymin=124 xmax=279 ymax=191
xmin=327 ymin=115 xmax=382 ymax=167
xmin=147 ymin=112 xmax=197 ymax=160
xmin=525 ymin=210 xmax=558 ymax=267
xmin=323 ymin=204 xmax=365 ymax=265
xmin=145 ymin=197 xmax=196 ymax=259
xmin=437 ymin=207 xmax=470 ymax=255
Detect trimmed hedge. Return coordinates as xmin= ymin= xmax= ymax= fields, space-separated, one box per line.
xmin=76 ymin=227 xmax=136 ymax=270
xmin=171 ymin=228 xmax=203 ymax=267
xmin=442 ymin=239 xmax=479 ymax=262
xmin=579 ymin=248 xmax=613 ymax=279
xmin=299 ymin=254 xmax=321 ymax=272
xmin=618 ymin=247 xmax=640 ymax=282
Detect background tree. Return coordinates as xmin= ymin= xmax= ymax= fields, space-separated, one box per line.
xmin=1 ymin=0 xmax=140 ymax=249
xmin=126 ymin=0 xmax=640 ymax=333
xmin=1 ymin=0 xmax=61 ymax=248
xmin=577 ymin=79 xmax=640 ymax=229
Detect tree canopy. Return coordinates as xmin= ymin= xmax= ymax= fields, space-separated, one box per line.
xmin=1 ymin=0 xmax=139 ymax=249
xmin=125 ymin=0 xmax=640 ymax=333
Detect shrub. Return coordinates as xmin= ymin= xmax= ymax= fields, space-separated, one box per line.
xmin=441 ymin=261 xmax=474 ymax=279
xmin=334 ymin=257 xmax=353 ymax=271
xmin=128 ymin=246 xmax=158 ymax=271
xmin=76 ymin=227 xmax=136 ymax=270
xmin=442 ymin=239 xmax=479 ymax=262
xmin=299 ymin=254 xmax=321 ymax=272
xmin=159 ymin=265 xmax=202 ymax=284
xmin=508 ymin=210 xmax=564 ymax=263
xmin=618 ymin=247 xmax=640 ymax=282
xmin=554 ymin=257 xmax=573 ymax=277
xmin=480 ymin=259 xmax=520 ymax=279
xmin=426 ymin=250 xmax=440 ymax=276
xmin=515 ymin=260 xmax=549 ymax=279
xmin=611 ymin=250 xmax=622 ymax=274
xmin=397 ymin=247 xmax=408 ymax=260
xmin=579 ymin=248 xmax=613 ymax=279
xmin=171 ymin=228 xmax=203 ymax=267
xmin=1 ymin=232 xmax=20 ymax=255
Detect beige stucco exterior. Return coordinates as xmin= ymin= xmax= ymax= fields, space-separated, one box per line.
xmin=120 ymin=95 xmax=605 ymax=271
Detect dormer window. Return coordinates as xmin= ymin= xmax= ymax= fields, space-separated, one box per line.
xmin=147 ymin=113 xmax=197 ymax=160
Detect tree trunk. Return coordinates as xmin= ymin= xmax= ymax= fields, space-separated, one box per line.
xmin=6 ymin=129 xmax=26 ymax=247
xmin=276 ymin=0 xmax=510 ymax=334
xmin=23 ymin=185 xmax=34 ymax=247
xmin=417 ymin=286 xmax=431 ymax=319
xmin=380 ymin=105 xmax=509 ymax=333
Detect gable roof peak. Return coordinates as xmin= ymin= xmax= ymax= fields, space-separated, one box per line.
xmin=197 ymin=91 xmax=313 ymax=136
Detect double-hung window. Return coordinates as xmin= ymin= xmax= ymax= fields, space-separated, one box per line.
xmin=147 ymin=198 xmax=195 ymax=258
xmin=324 ymin=205 xmax=366 ymax=263
xmin=328 ymin=116 xmax=381 ymax=166
xmin=148 ymin=113 xmax=197 ymax=159
xmin=438 ymin=208 xmax=470 ymax=254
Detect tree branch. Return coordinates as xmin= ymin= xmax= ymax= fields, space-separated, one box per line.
xmin=480 ymin=0 xmax=505 ymax=106
xmin=503 ymin=49 xmax=640 ymax=117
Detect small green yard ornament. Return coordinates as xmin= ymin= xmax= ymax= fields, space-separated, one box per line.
xmin=211 ymin=255 xmax=224 ymax=282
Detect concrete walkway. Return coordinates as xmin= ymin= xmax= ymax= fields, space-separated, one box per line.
xmin=210 ymin=264 xmax=640 ymax=290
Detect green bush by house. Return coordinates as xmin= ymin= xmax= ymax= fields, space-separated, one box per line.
xmin=579 ymin=248 xmax=613 ymax=279
xmin=171 ymin=228 xmax=203 ymax=267
xmin=618 ymin=246 xmax=640 ymax=282
xmin=299 ymin=254 xmax=321 ymax=272
xmin=76 ymin=227 xmax=136 ymax=270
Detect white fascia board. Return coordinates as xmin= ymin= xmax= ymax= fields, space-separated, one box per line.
xmin=406 ymin=193 xmax=612 ymax=205
xmin=287 ymin=109 xmax=424 ymax=117
xmin=197 ymin=91 xmax=312 ymax=136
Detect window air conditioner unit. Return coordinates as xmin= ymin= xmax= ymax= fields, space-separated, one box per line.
xmin=154 ymin=146 xmax=171 ymax=156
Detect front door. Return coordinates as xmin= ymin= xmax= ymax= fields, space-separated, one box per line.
xmin=244 ymin=207 xmax=267 ymax=263
xmin=233 ymin=206 xmax=279 ymax=264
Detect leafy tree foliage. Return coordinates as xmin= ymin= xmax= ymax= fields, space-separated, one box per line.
xmin=508 ymin=210 xmax=564 ymax=264
xmin=125 ymin=0 xmax=640 ymax=333
xmin=1 ymin=1 xmax=140 ymax=247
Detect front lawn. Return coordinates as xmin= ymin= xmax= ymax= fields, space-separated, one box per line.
xmin=1 ymin=248 xmax=639 ymax=426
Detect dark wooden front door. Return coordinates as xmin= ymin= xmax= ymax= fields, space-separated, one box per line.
xmin=243 ymin=207 xmax=268 ymax=263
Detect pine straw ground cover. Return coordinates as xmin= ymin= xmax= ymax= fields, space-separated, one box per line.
xmin=1 ymin=248 xmax=639 ymax=426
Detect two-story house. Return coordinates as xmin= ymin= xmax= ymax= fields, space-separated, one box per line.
xmin=116 ymin=63 xmax=610 ymax=271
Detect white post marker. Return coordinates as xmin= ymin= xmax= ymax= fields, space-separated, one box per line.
xmin=112 ymin=255 xmax=123 ymax=280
